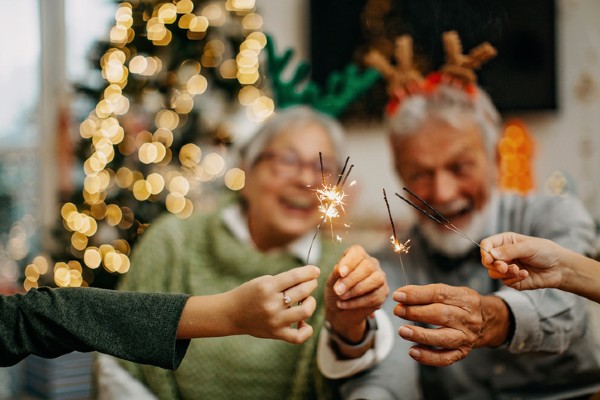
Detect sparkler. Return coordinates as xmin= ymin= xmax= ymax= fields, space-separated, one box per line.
xmin=383 ymin=188 xmax=411 ymax=285
xmin=395 ymin=187 xmax=491 ymax=254
xmin=306 ymin=153 xmax=354 ymax=264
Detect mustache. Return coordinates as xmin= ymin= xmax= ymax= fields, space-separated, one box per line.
xmin=426 ymin=198 xmax=471 ymax=218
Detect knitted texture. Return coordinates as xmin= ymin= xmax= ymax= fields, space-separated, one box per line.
xmin=117 ymin=199 xmax=338 ymax=400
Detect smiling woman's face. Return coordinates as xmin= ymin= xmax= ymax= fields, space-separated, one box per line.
xmin=242 ymin=121 xmax=338 ymax=251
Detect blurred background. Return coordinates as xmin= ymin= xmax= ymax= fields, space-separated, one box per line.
xmin=0 ymin=0 xmax=599 ymax=398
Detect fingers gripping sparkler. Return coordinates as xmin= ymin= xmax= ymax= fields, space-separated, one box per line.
xmin=306 ymin=154 xmax=354 ymax=264
xmin=383 ymin=188 xmax=411 ymax=286
xmin=395 ymin=187 xmax=492 ymax=255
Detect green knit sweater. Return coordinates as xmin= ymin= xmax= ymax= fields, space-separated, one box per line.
xmin=117 ymin=202 xmax=339 ymax=400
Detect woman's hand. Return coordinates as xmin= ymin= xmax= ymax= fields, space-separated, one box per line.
xmin=178 ymin=265 xmax=321 ymax=344
xmin=480 ymin=232 xmax=565 ymax=290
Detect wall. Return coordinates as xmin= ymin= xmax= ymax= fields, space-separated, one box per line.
xmin=258 ymin=0 xmax=600 ymax=229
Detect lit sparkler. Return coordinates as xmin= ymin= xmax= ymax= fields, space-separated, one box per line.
xmin=396 ymin=186 xmax=491 ymax=254
xmin=383 ymin=188 xmax=410 ymax=285
xmin=306 ymin=153 xmax=354 ymax=264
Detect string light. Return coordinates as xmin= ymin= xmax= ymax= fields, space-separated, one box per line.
xmin=24 ymin=1 xmax=266 ymax=289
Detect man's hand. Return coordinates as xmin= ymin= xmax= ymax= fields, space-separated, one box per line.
xmin=325 ymin=244 xmax=389 ymax=354
xmin=393 ymin=284 xmax=510 ymax=366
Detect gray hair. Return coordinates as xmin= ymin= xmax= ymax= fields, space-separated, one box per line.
xmin=387 ymin=84 xmax=501 ymax=158
xmin=239 ymin=105 xmax=347 ymax=167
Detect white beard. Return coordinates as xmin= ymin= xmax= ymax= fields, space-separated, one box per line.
xmin=420 ymin=201 xmax=491 ymax=257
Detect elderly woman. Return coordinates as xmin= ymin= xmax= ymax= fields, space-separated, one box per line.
xmin=99 ymin=106 xmax=388 ymax=399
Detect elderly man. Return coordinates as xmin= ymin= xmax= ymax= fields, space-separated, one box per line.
xmin=320 ymin=37 xmax=600 ymax=398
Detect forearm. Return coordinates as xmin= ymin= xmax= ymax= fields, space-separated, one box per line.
xmin=477 ymin=295 xmax=510 ymax=348
xmin=176 ymin=293 xmax=236 ymax=339
xmin=560 ymin=248 xmax=600 ymax=304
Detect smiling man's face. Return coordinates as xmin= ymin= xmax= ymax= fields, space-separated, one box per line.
xmin=391 ymin=115 xmax=497 ymax=253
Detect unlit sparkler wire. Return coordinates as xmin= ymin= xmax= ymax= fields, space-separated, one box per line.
xmin=396 ymin=187 xmax=491 ymax=254
xmin=383 ymin=188 xmax=410 ymax=285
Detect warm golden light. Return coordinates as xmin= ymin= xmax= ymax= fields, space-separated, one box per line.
xmin=158 ymin=3 xmax=177 ymax=24
xmin=168 ymin=175 xmax=190 ymax=195
xmin=224 ymin=168 xmax=245 ymax=190
xmin=179 ymin=143 xmax=202 ymax=168
xmin=189 ymin=16 xmax=209 ymax=33
xmin=187 ymin=74 xmax=208 ymax=95
xmin=32 ymin=256 xmax=49 ymax=275
xmin=115 ymin=167 xmax=134 ymax=188
xmin=166 ymin=192 xmax=186 ymax=214
xmin=147 ymin=173 xmax=165 ymax=194
xmin=202 ymin=3 xmax=226 ymax=25
xmin=242 ymin=13 xmax=262 ymax=30
xmin=232 ymin=0 xmax=256 ymax=11
xmin=219 ymin=59 xmax=237 ymax=79
xmin=106 ymin=204 xmax=123 ymax=226
xmin=139 ymin=142 xmax=158 ymax=164
xmin=246 ymin=31 xmax=267 ymax=47
xmin=154 ymin=128 xmax=174 ymax=147
xmin=174 ymin=93 xmax=194 ymax=114
xmin=176 ymin=0 xmax=194 ymax=14
xmin=155 ymin=109 xmax=179 ymax=130
xmin=248 ymin=96 xmax=275 ymax=121
xmin=129 ymin=55 xmax=148 ymax=74
xmin=238 ymin=85 xmax=260 ymax=105
xmin=176 ymin=198 xmax=194 ymax=219
xmin=202 ymin=153 xmax=225 ymax=176
xmin=133 ymin=179 xmax=153 ymax=200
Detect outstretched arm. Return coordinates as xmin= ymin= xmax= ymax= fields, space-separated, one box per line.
xmin=481 ymin=232 xmax=600 ymax=303
xmin=1 ymin=265 xmax=321 ymax=368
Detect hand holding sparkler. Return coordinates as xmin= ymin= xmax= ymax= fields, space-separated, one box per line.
xmin=324 ymin=244 xmax=389 ymax=357
xmin=481 ymin=232 xmax=600 ymax=304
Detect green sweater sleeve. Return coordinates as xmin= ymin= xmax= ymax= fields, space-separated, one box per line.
xmin=0 ymin=287 xmax=191 ymax=369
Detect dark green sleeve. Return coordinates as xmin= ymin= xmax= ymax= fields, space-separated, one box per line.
xmin=0 ymin=287 xmax=191 ymax=369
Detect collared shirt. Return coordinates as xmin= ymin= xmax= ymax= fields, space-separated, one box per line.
xmin=221 ymin=204 xmax=321 ymax=264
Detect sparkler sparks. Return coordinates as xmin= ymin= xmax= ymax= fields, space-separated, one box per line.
xmin=396 ymin=187 xmax=491 ymax=254
xmin=306 ymin=154 xmax=354 ymax=264
xmin=383 ymin=188 xmax=410 ymax=285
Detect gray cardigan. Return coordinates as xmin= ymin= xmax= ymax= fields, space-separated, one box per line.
xmin=1 ymin=287 xmax=190 ymax=369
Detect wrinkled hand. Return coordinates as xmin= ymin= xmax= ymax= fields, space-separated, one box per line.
xmin=481 ymin=232 xmax=564 ymax=290
xmin=393 ymin=284 xmax=509 ymax=366
xmin=325 ymin=244 xmax=389 ymax=343
xmin=227 ymin=265 xmax=321 ymax=344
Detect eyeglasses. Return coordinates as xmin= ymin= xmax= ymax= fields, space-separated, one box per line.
xmin=255 ymin=150 xmax=339 ymax=180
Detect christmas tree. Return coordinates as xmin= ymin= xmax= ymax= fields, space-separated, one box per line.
xmin=26 ymin=0 xmax=273 ymax=289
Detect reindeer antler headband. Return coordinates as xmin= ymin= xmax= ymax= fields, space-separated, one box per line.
xmin=440 ymin=31 xmax=497 ymax=83
xmin=365 ymin=35 xmax=424 ymax=99
xmin=365 ymin=31 xmax=497 ymax=114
